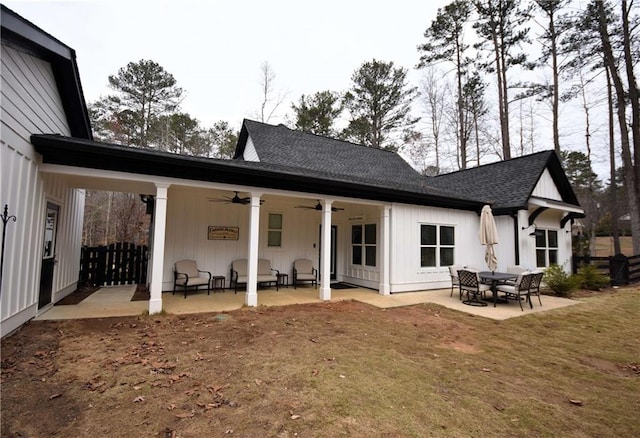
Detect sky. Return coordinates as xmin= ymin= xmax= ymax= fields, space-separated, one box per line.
xmin=6 ymin=0 xmax=450 ymax=128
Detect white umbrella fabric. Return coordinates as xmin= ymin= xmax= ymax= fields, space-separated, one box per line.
xmin=480 ymin=205 xmax=498 ymax=272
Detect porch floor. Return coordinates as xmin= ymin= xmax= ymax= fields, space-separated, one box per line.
xmin=35 ymin=284 xmax=579 ymax=321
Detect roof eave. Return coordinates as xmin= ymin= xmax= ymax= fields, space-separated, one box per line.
xmin=31 ymin=134 xmax=484 ymax=211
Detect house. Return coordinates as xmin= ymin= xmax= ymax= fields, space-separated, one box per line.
xmin=0 ymin=6 xmax=584 ymax=336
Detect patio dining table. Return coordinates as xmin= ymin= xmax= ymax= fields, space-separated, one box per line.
xmin=479 ymin=271 xmax=518 ymax=307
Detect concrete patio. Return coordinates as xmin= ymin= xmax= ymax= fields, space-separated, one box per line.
xmin=35 ymin=283 xmax=580 ymax=321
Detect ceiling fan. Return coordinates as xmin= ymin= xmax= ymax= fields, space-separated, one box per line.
xmin=208 ymin=191 xmax=264 ymax=205
xmin=295 ymin=201 xmax=344 ymax=212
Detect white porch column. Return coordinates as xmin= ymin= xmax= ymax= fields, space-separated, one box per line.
xmin=379 ymin=204 xmax=391 ymax=295
xmin=319 ymin=199 xmax=333 ymax=300
xmin=245 ymin=193 xmax=262 ymax=307
xmin=149 ymin=183 xmax=170 ymax=314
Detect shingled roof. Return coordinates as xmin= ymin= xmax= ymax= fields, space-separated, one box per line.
xmin=429 ymin=150 xmax=580 ymax=215
xmin=236 ymin=119 xmax=425 ymax=186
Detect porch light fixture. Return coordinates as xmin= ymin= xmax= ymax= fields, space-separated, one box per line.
xmin=522 ymin=224 xmax=539 ymax=237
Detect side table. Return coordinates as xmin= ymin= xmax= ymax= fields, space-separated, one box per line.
xmin=277 ymin=273 xmax=289 ymax=288
xmin=211 ymin=276 xmax=225 ymax=293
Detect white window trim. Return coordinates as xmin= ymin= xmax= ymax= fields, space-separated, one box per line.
xmin=350 ymin=222 xmax=377 ymax=269
xmin=267 ymin=211 xmax=284 ymax=248
xmin=535 ymin=228 xmax=559 ymax=267
xmin=419 ymin=223 xmax=456 ymax=269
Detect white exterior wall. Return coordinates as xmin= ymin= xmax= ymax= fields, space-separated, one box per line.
xmin=532 ymin=169 xmax=562 ymax=200
xmin=1 ymin=44 xmax=84 ymax=336
xmin=517 ymin=173 xmax=573 ymax=272
xmin=242 ymin=137 xmax=260 ymax=162
xmin=389 ymin=204 xmax=486 ymax=292
xmin=163 ymin=188 xmax=348 ymax=290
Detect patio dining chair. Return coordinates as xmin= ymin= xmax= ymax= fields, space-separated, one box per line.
xmin=458 ymin=269 xmax=491 ymax=307
xmin=448 ymin=264 xmax=463 ymax=298
xmin=173 ymin=259 xmax=212 ymax=298
xmin=528 ymin=271 xmax=544 ymax=306
xmin=496 ymin=272 xmax=532 ymax=311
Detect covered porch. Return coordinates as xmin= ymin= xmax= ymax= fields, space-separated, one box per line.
xmin=35 ymin=159 xmax=393 ymax=316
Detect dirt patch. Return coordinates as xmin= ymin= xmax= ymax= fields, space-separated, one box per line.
xmin=2 ymin=290 xmax=639 ymax=437
xmin=579 ymin=357 xmax=640 ymax=378
xmin=54 ymin=283 xmax=100 ymax=305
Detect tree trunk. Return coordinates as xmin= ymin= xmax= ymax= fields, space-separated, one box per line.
xmin=598 ymin=1 xmax=640 ymax=254
xmin=498 ymin=9 xmax=511 ymax=160
xmin=550 ymin=9 xmax=560 ymax=154
xmin=491 ymin=28 xmax=510 ymax=160
xmin=621 ymin=1 xmax=640 ymax=213
xmin=606 ymin=68 xmax=621 ymax=255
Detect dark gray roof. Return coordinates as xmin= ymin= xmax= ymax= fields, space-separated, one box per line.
xmin=31 ymin=133 xmax=486 ymax=211
xmin=237 ymin=120 xmax=425 ymax=186
xmin=429 ymin=150 xmax=580 ymax=214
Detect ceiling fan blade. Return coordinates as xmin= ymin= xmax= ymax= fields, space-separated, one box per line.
xmin=208 ymin=197 xmax=233 ymax=203
xmin=295 ymin=205 xmax=316 ymax=209
xmin=332 ymin=207 xmax=345 ymax=211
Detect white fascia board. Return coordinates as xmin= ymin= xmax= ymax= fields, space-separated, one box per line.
xmin=529 ymin=196 xmax=584 ymax=214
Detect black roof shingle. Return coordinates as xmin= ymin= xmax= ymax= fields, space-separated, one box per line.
xmin=429 ymin=150 xmax=580 ymax=214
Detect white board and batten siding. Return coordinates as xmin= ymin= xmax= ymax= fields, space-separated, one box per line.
xmin=242 ymin=137 xmax=260 ymax=162
xmin=532 ymin=169 xmax=562 ymax=200
xmin=163 ymin=189 xmax=332 ymax=290
xmin=1 ymin=44 xmax=85 ymax=336
xmin=390 ymin=204 xmax=484 ymax=293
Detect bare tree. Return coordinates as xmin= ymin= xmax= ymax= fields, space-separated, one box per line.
xmin=417 ymin=67 xmax=448 ymax=172
xmin=257 ymin=61 xmax=287 ymax=123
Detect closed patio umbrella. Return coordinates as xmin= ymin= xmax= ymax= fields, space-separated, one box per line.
xmin=480 ymin=205 xmax=498 ymax=272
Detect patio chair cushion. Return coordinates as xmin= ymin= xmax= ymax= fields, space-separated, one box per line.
xmin=231 ymin=259 xmax=277 ymax=285
xmin=174 ymin=260 xmax=210 ymax=286
xmin=232 ymin=259 xmax=248 ymax=276
xmin=175 ymin=259 xmax=200 ymax=279
xmin=294 ymin=259 xmax=314 ymax=275
xmin=173 ymin=259 xmax=212 ymax=298
xmin=507 ymin=265 xmax=527 ymax=275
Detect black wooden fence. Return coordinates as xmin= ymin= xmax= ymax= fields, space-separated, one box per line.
xmin=573 ymin=254 xmax=640 ymax=286
xmin=79 ymin=242 xmax=148 ymax=286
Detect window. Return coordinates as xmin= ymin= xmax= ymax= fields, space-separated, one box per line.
xmin=352 ymin=224 xmax=376 ymax=267
xmin=267 ymin=213 xmax=282 ymax=247
xmin=536 ymin=229 xmax=558 ymax=267
xmin=420 ymin=224 xmax=455 ymax=267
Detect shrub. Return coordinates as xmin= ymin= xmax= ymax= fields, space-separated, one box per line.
xmin=544 ymin=264 xmax=579 ymax=297
xmin=576 ymin=264 xmax=610 ymax=291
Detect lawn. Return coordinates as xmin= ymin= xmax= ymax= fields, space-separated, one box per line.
xmin=2 ymin=286 xmax=639 ymax=437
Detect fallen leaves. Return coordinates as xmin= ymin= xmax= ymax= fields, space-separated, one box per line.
xmin=84 ymin=376 xmax=107 ymax=392
xmin=175 ymin=411 xmax=194 ymax=419
xmin=289 ymin=410 xmax=301 ymax=420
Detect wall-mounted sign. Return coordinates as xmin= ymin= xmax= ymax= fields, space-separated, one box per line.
xmin=208 ymin=226 xmax=239 ymax=240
